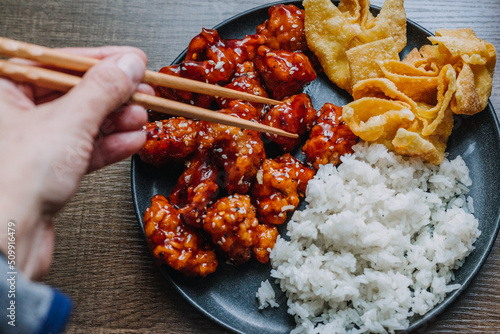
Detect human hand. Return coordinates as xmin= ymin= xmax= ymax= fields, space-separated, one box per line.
xmin=0 ymin=46 xmax=152 ymax=280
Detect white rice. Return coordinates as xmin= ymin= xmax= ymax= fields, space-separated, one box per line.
xmin=259 ymin=142 xmax=480 ymax=334
xmin=257 ymin=279 xmax=280 ymax=309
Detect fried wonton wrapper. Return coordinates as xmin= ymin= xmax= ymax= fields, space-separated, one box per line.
xmin=378 ymin=59 xmax=439 ymax=105
xmin=345 ymin=64 xmax=457 ymax=164
xmin=347 ymin=37 xmax=399 ymax=86
xmin=400 ymin=45 xmax=449 ymax=76
xmin=452 ymin=63 xmax=483 ymax=115
xmin=416 ymin=64 xmax=457 ymax=137
xmin=350 ymin=0 xmax=407 ymax=51
xmin=392 ymin=125 xmax=451 ymax=166
xmin=344 ymin=27 xmax=495 ymax=164
xmin=305 ymin=0 xmax=495 ymax=165
xmin=429 ymin=29 xmax=496 ymax=67
xmin=337 ymin=0 xmax=371 ymax=24
xmin=429 ymin=29 xmax=496 ymax=115
xmin=343 ymin=97 xmax=414 ymax=145
xmin=304 ymin=0 xmax=406 ymax=93
xmin=401 ymin=29 xmax=496 ymax=115
xmin=352 ymin=78 xmax=417 ymax=107
xmin=303 ymin=0 xmax=362 ymax=92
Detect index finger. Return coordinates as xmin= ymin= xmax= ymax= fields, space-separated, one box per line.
xmin=9 ymin=46 xmax=148 ymax=104
xmin=58 ymin=46 xmax=148 ymax=63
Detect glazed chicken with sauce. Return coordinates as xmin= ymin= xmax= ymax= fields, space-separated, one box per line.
xmin=262 ymin=93 xmax=316 ymax=152
xmin=185 ymin=28 xmax=265 ymax=67
xmin=140 ymin=4 xmax=351 ymax=277
xmin=203 ymin=194 xmax=278 ymax=265
xmin=196 ymin=115 xmax=265 ymax=195
xmin=217 ymin=61 xmax=268 ymax=119
xmin=251 ymin=154 xmax=315 ymax=226
xmin=155 ymin=28 xmax=265 ymax=108
xmin=303 ymin=103 xmax=359 ymax=169
xmin=257 ymin=4 xmax=308 ymax=51
xmin=155 ymin=61 xmax=217 ymax=109
xmin=139 ymin=118 xmax=197 ymax=167
xmin=169 ymin=151 xmax=220 ymax=228
xmin=143 ymin=194 xmax=218 ymax=277
xmin=254 ymin=45 xmax=317 ymax=100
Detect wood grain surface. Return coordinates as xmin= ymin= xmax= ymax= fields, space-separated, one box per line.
xmin=1 ymin=0 xmax=499 ymax=333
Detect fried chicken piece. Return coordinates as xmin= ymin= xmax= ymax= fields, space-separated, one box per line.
xmin=197 ymin=115 xmax=265 ymax=194
xmin=221 ymin=100 xmax=260 ymax=122
xmin=225 ymin=33 xmax=267 ymax=63
xmin=217 ymin=62 xmax=268 ymax=118
xmin=139 ymin=118 xmax=197 ymax=166
xmin=303 ymin=103 xmax=359 ymax=169
xmin=253 ymin=224 xmax=279 ymax=263
xmin=257 ymin=4 xmax=308 ymax=51
xmin=155 ymin=60 xmax=223 ymax=109
xmin=155 ymin=29 xmax=266 ymax=108
xmin=184 ymin=29 xmax=238 ymax=82
xmin=186 ymin=28 xmax=265 ymax=80
xmin=143 ymin=195 xmax=218 ymax=277
xmin=186 ymin=28 xmax=265 ymax=63
xmin=262 ymin=93 xmax=316 ymax=152
xmin=251 ymin=154 xmax=315 ymax=225
xmin=169 ymin=152 xmax=220 ymax=228
xmin=254 ymin=45 xmax=316 ymax=100
xmin=203 ymin=194 xmax=278 ymax=264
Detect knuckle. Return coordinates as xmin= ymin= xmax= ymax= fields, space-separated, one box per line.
xmin=0 ymin=79 xmax=33 ymax=111
xmin=86 ymin=65 xmax=133 ymax=104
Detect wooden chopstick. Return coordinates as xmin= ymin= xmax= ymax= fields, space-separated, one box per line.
xmin=0 ymin=36 xmax=281 ymax=105
xmin=0 ymin=59 xmax=297 ymax=138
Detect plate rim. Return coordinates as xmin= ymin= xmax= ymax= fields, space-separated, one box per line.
xmin=131 ymin=1 xmax=500 ymax=333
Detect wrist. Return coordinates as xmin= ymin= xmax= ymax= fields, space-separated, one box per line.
xmin=0 ymin=188 xmax=42 ymax=255
xmin=0 ymin=198 xmax=54 ymax=280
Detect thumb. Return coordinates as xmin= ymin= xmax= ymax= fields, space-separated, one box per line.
xmin=54 ymin=52 xmax=146 ymax=133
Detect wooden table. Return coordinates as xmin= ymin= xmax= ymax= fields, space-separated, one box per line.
xmin=2 ymin=0 xmax=499 ymax=333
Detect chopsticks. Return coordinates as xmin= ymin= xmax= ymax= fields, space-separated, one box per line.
xmin=0 ymin=37 xmax=297 ymax=138
xmin=0 ymin=59 xmax=296 ymax=138
xmin=0 ymin=37 xmax=281 ymax=106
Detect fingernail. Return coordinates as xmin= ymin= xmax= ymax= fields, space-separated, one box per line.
xmin=117 ymin=53 xmax=145 ymax=82
xmin=137 ymin=83 xmax=156 ymax=95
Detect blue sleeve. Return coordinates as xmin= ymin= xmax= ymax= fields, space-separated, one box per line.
xmin=35 ymin=288 xmax=72 ymax=334
xmin=0 ymin=255 xmax=72 ymax=334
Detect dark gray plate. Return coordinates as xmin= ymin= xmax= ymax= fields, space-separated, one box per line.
xmin=131 ymin=1 xmax=500 ymax=333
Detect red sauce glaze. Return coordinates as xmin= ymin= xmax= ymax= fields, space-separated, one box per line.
xmin=169 ymin=152 xmax=220 ymax=228
xmin=303 ymin=103 xmax=359 ymax=169
xmin=254 ymin=45 xmax=316 ymax=100
xmin=257 ymin=4 xmax=308 ymax=51
xmin=262 ymin=93 xmax=316 ymax=152
xmin=155 ymin=29 xmax=265 ymax=109
xmin=186 ymin=28 xmax=265 ymax=66
xmin=143 ymin=195 xmax=218 ymax=277
xmin=251 ymin=154 xmax=315 ymax=225
xmin=217 ymin=61 xmax=268 ymax=118
xmin=139 ymin=118 xmax=197 ymax=167
xmin=155 ymin=61 xmax=217 ymax=109
xmin=225 ymin=33 xmax=267 ymax=63
xmin=196 ymin=117 xmax=265 ymax=195
xmin=203 ymin=194 xmax=278 ymax=264
xmin=220 ymin=100 xmax=260 ymax=122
